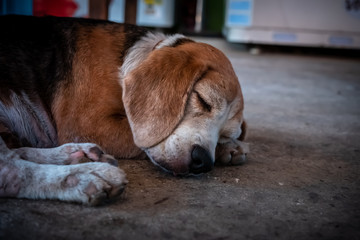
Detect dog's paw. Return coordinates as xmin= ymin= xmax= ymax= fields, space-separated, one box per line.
xmin=63 ymin=143 xmax=118 ymax=166
xmin=15 ymin=161 xmax=127 ymax=205
xmin=62 ymin=163 xmax=127 ymax=205
xmin=215 ymin=139 xmax=250 ymax=165
xmin=67 ymin=163 xmax=127 ymax=206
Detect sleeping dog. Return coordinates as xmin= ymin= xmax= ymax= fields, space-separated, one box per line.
xmin=0 ymin=15 xmax=249 ymax=205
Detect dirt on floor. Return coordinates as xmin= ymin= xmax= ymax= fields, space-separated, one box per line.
xmin=0 ymin=38 xmax=359 ymax=240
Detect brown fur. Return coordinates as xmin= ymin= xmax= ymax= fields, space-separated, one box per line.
xmin=52 ymin=25 xmax=143 ymax=158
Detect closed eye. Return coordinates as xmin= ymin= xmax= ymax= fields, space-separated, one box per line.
xmin=195 ymin=91 xmax=212 ymax=112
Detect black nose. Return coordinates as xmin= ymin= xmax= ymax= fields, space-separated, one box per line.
xmin=189 ymin=145 xmax=214 ymax=174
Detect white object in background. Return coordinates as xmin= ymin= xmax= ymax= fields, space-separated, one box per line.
xmin=225 ymin=0 xmax=360 ymax=49
xmin=136 ymin=0 xmax=175 ymax=28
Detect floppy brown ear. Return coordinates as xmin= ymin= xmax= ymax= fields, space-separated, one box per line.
xmin=121 ymin=47 xmax=207 ymax=148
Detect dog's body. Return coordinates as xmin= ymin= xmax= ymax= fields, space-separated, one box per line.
xmin=0 ymin=15 xmax=249 ymax=205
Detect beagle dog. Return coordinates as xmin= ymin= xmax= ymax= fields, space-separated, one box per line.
xmin=0 ymin=15 xmax=249 ymax=205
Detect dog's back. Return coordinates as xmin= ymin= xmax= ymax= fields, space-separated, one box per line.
xmin=0 ymin=15 xmax=78 ymax=147
xmin=0 ymin=15 xmax=146 ymax=149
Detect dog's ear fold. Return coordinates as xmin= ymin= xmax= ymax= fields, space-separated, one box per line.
xmin=121 ymin=48 xmax=207 ymax=148
xmin=239 ymin=120 xmax=247 ymax=141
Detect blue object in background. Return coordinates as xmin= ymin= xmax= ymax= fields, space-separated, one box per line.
xmin=0 ymin=0 xmax=32 ymax=15
xmin=226 ymin=0 xmax=253 ymax=27
xmin=229 ymin=1 xmax=251 ymax=11
xmin=228 ymin=14 xmax=250 ymax=25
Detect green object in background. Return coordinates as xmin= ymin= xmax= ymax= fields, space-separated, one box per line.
xmin=144 ymin=0 xmax=162 ymax=5
xmin=204 ymin=0 xmax=225 ymax=33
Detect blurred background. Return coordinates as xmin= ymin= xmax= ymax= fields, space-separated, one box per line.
xmin=1 ymin=0 xmax=360 ymax=54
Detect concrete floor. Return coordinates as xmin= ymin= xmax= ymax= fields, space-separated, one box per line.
xmin=1 ymin=38 xmax=359 ymax=240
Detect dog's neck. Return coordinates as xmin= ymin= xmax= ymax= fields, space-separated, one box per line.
xmin=119 ymin=32 xmax=187 ymax=83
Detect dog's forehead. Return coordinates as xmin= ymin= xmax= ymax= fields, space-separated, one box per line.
xmin=197 ymin=70 xmax=240 ymax=102
xmin=180 ymin=42 xmax=240 ymax=103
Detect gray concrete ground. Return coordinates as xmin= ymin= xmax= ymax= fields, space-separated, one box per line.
xmin=1 ymin=38 xmax=359 ymax=240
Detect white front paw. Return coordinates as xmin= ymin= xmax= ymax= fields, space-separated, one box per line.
xmin=18 ymin=162 xmax=128 ymax=206
xmin=62 ymin=143 xmax=119 ymax=166
xmin=216 ymin=139 xmax=250 ymax=165
xmin=63 ymin=163 xmax=128 ymax=205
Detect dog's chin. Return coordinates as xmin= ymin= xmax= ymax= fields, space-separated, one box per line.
xmin=149 ymin=157 xmax=191 ymax=176
xmin=144 ymin=148 xmax=192 ymax=176
xmin=157 ymin=164 xmax=190 ymax=177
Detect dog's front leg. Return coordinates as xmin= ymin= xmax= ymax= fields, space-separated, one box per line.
xmin=0 ymin=159 xmax=127 ymax=205
xmin=13 ymin=143 xmax=118 ymax=166
xmin=0 ymin=138 xmax=127 ymax=205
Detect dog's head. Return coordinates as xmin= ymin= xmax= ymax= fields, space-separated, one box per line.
xmin=121 ymin=37 xmax=246 ymax=175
